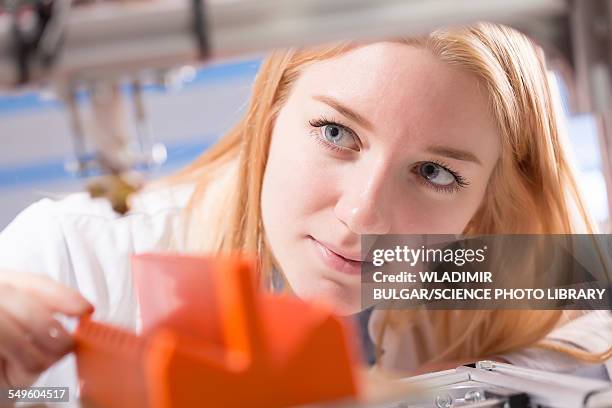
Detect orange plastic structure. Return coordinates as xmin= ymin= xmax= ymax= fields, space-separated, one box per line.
xmin=74 ymin=253 xmax=361 ymax=408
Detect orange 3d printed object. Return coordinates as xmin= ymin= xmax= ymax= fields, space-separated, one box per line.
xmin=74 ymin=253 xmax=361 ymax=408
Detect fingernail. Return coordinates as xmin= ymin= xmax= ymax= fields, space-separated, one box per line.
xmin=44 ymin=322 xmax=73 ymax=352
xmin=79 ymin=301 xmax=94 ymax=315
xmin=48 ymin=326 xmax=60 ymax=340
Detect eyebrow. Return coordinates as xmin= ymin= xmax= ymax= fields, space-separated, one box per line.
xmin=426 ymin=145 xmax=482 ymax=165
xmin=312 ymin=95 xmax=374 ymax=131
xmin=313 ymin=94 xmax=482 ymax=165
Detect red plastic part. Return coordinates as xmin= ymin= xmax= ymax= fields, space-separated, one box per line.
xmin=75 ymin=253 xmax=361 ymax=407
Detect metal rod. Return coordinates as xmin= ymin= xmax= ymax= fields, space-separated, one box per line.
xmin=0 ymin=0 xmax=567 ymax=87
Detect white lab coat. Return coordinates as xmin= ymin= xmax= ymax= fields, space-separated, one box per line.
xmin=0 ymin=189 xmax=187 ymax=402
xmin=0 ymin=186 xmax=610 ymax=404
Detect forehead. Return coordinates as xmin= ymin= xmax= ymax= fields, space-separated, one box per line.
xmin=291 ymin=42 xmax=497 ymax=151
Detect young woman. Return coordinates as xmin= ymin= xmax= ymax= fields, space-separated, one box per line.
xmin=0 ymin=22 xmax=610 ymax=394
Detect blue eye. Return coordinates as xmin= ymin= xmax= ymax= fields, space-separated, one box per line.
xmin=418 ymin=162 xmax=457 ymax=187
xmin=308 ymin=117 xmax=361 ymax=152
xmin=324 ymin=125 xmax=342 ymax=142
xmin=321 ymin=124 xmax=359 ymax=150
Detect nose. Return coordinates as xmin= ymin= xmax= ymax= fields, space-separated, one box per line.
xmin=334 ymin=163 xmax=392 ymax=235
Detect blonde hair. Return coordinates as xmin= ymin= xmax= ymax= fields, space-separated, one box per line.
xmin=162 ymin=23 xmax=610 ymax=368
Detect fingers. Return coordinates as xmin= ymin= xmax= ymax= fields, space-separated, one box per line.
xmin=0 ymin=273 xmax=93 ymax=316
xmin=1 ymin=351 xmax=42 ymax=390
xmin=0 ymin=311 xmax=55 ymax=378
xmin=0 ymin=358 xmax=11 ymax=388
xmin=1 ymin=354 xmax=44 ymax=390
xmin=0 ymin=272 xmax=93 ymax=388
xmin=0 ymin=287 xmax=73 ymax=356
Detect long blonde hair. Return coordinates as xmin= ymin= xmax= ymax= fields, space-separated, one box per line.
xmin=163 ymin=23 xmax=611 ymax=368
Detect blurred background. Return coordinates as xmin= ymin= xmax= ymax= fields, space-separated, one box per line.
xmin=0 ymin=58 xmax=609 ymax=230
xmin=0 ymin=57 xmax=261 ymax=228
xmin=0 ymin=0 xmax=609 ymax=232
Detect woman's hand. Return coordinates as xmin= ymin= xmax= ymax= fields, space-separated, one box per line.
xmin=0 ymin=272 xmax=93 ymax=388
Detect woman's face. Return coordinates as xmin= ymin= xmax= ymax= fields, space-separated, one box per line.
xmin=261 ymin=42 xmax=501 ymax=314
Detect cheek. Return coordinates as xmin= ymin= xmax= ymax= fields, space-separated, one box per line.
xmin=399 ymin=203 xmax=475 ymax=233
xmin=392 ymin=184 xmax=489 ymax=234
xmin=261 ymin=121 xmax=335 ymax=241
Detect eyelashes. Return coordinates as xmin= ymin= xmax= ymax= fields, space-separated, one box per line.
xmin=308 ymin=115 xmax=360 ymax=152
xmin=308 ymin=115 xmax=470 ymax=194
xmin=308 ymin=115 xmax=350 ymax=130
xmin=413 ymin=160 xmax=470 ymax=194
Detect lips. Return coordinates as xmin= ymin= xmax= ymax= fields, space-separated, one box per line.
xmin=308 ymin=236 xmax=365 ymax=276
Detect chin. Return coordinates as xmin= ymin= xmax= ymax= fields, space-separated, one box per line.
xmin=293 ymin=278 xmax=364 ymax=316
